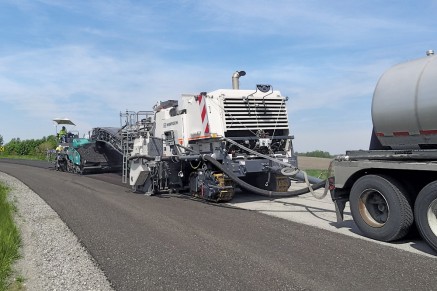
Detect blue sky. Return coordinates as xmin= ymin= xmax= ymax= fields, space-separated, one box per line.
xmin=1 ymin=0 xmax=437 ymax=154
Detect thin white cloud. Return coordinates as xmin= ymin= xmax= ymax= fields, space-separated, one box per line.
xmin=1 ymin=0 xmax=436 ymax=154
xmin=0 ymin=45 xmax=233 ymax=140
xmin=191 ymin=0 xmax=432 ymax=39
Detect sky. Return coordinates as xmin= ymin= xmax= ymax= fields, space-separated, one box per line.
xmin=1 ymin=0 xmax=437 ymax=154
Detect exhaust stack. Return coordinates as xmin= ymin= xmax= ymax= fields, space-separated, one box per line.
xmin=232 ymin=71 xmax=246 ymax=89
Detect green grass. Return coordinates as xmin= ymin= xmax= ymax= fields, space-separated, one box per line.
xmin=304 ymin=169 xmax=330 ymax=180
xmin=7 ymin=275 xmax=25 ymax=291
xmin=0 ymin=183 xmax=21 ymax=291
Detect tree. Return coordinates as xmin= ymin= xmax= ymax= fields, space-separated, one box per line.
xmin=297 ymin=150 xmax=332 ymax=158
xmin=0 ymin=134 xmax=3 ymax=146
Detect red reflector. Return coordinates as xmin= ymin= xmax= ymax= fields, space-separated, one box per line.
xmin=328 ymin=177 xmax=335 ymax=190
xmin=376 ymin=132 xmax=384 ymax=137
xmin=420 ymin=129 xmax=437 ymax=135
xmin=393 ymin=131 xmax=409 ymax=137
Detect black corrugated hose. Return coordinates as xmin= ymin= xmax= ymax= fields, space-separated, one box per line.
xmin=203 ymin=155 xmax=327 ymax=198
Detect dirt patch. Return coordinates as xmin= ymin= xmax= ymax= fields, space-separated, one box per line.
xmin=297 ymin=156 xmax=332 ymax=170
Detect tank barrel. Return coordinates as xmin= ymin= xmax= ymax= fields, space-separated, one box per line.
xmin=372 ymin=51 xmax=437 ymax=150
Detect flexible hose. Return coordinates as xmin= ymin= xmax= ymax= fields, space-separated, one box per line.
xmin=128 ymin=154 xmax=171 ymax=161
xmin=176 ymin=143 xmax=199 ymax=154
xmin=220 ymin=137 xmax=329 ymax=199
xmin=131 ymin=146 xmax=328 ymax=198
xmin=128 ymin=154 xmax=202 ymax=162
xmin=203 ymin=155 xmax=326 ymax=198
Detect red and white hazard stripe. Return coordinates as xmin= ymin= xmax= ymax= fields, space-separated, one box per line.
xmin=377 ymin=130 xmax=437 ymax=137
xmin=197 ymin=94 xmax=210 ymax=134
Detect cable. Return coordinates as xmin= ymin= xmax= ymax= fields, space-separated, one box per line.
xmin=271 ymin=98 xmax=285 ymax=140
xmin=222 ymin=137 xmax=295 ymax=168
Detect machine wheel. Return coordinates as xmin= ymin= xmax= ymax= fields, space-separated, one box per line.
xmin=414 ymin=181 xmax=437 ymax=252
xmin=75 ymin=165 xmax=83 ymax=175
xmin=350 ymin=174 xmax=413 ymax=242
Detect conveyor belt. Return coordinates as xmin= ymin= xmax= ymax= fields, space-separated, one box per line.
xmin=76 ymin=143 xmax=108 ymax=164
xmin=91 ymin=127 xmax=123 ymax=154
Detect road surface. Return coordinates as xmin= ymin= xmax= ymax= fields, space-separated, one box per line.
xmin=0 ymin=159 xmax=436 ymax=290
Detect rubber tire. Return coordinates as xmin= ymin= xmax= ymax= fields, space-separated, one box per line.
xmin=350 ymin=174 xmax=413 ymax=242
xmin=414 ymin=181 xmax=437 ymax=252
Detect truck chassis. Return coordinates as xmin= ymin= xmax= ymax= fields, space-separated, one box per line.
xmin=331 ymin=149 xmax=437 ymax=252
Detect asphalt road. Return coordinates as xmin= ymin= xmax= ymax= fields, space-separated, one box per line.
xmin=1 ymin=159 xmax=437 ymax=290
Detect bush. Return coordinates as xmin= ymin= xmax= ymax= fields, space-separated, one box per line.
xmin=3 ymin=136 xmax=58 ymax=159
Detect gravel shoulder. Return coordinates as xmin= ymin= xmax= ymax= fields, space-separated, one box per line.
xmin=0 ymin=172 xmax=113 ymax=291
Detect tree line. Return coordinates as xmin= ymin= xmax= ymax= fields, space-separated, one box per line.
xmin=0 ymin=135 xmax=57 ymax=158
xmin=1 ymin=135 xmax=336 ymax=160
xmin=296 ymin=150 xmax=332 ymax=158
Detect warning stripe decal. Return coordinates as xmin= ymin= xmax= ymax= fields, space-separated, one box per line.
xmin=420 ymin=129 xmax=437 ymax=135
xmin=197 ymin=94 xmax=210 ymax=134
xmin=393 ymin=131 xmax=409 ymax=137
xmin=377 ymin=130 xmax=437 ymax=137
xmin=201 ymin=106 xmax=207 ymax=121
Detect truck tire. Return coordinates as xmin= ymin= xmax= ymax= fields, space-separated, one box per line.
xmin=350 ymin=175 xmax=413 ymax=242
xmin=414 ymin=181 xmax=437 ymax=252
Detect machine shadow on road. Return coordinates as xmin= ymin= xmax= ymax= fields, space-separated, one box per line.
xmin=228 ymin=188 xmax=437 ymax=257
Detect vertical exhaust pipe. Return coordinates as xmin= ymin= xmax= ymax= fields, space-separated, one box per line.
xmin=232 ymin=71 xmax=246 ymax=89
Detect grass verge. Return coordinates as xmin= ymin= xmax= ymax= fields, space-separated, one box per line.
xmin=304 ymin=169 xmax=329 ymax=180
xmin=0 ymin=183 xmax=21 ymax=291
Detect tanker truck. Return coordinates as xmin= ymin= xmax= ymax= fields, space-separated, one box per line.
xmin=331 ymin=50 xmax=437 ymax=252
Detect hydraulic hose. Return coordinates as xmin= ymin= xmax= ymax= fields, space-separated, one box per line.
xmin=128 ymin=154 xmax=202 ymax=162
xmin=203 ymin=155 xmax=327 ymax=198
xmin=128 ymin=154 xmax=172 ymax=161
xmin=130 ymin=148 xmax=328 ymax=198
xmin=293 ymin=171 xmax=324 ymax=184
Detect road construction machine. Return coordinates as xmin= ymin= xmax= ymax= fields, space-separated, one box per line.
xmin=331 ymin=50 xmax=437 ymax=252
xmin=121 ymin=71 xmax=325 ymax=202
xmin=52 ymin=118 xmax=122 ymax=174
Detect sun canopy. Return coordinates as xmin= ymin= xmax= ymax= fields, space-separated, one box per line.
xmin=53 ymin=118 xmax=76 ymax=126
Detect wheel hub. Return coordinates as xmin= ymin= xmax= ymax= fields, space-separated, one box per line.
xmin=358 ymin=189 xmax=389 ymax=228
xmin=378 ymin=204 xmax=386 ymax=212
xmin=427 ymin=198 xmax=437 ymax=236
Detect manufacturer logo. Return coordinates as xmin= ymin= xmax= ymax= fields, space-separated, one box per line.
xmin=165 ymin=121 xmax=178 ymax=127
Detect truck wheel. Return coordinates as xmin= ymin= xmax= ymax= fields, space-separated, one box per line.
xmin=414 ymin=181 xmax=437 ymax=252
xmin=350 ymin=175 xmax=413 ymax=242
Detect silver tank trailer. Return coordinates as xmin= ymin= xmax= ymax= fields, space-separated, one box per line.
xmin=372 ymin=51 xmax=437 ymax=149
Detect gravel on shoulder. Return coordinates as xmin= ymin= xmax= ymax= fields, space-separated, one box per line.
xmin=0 ymin=172 xmax=114 ymax=291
